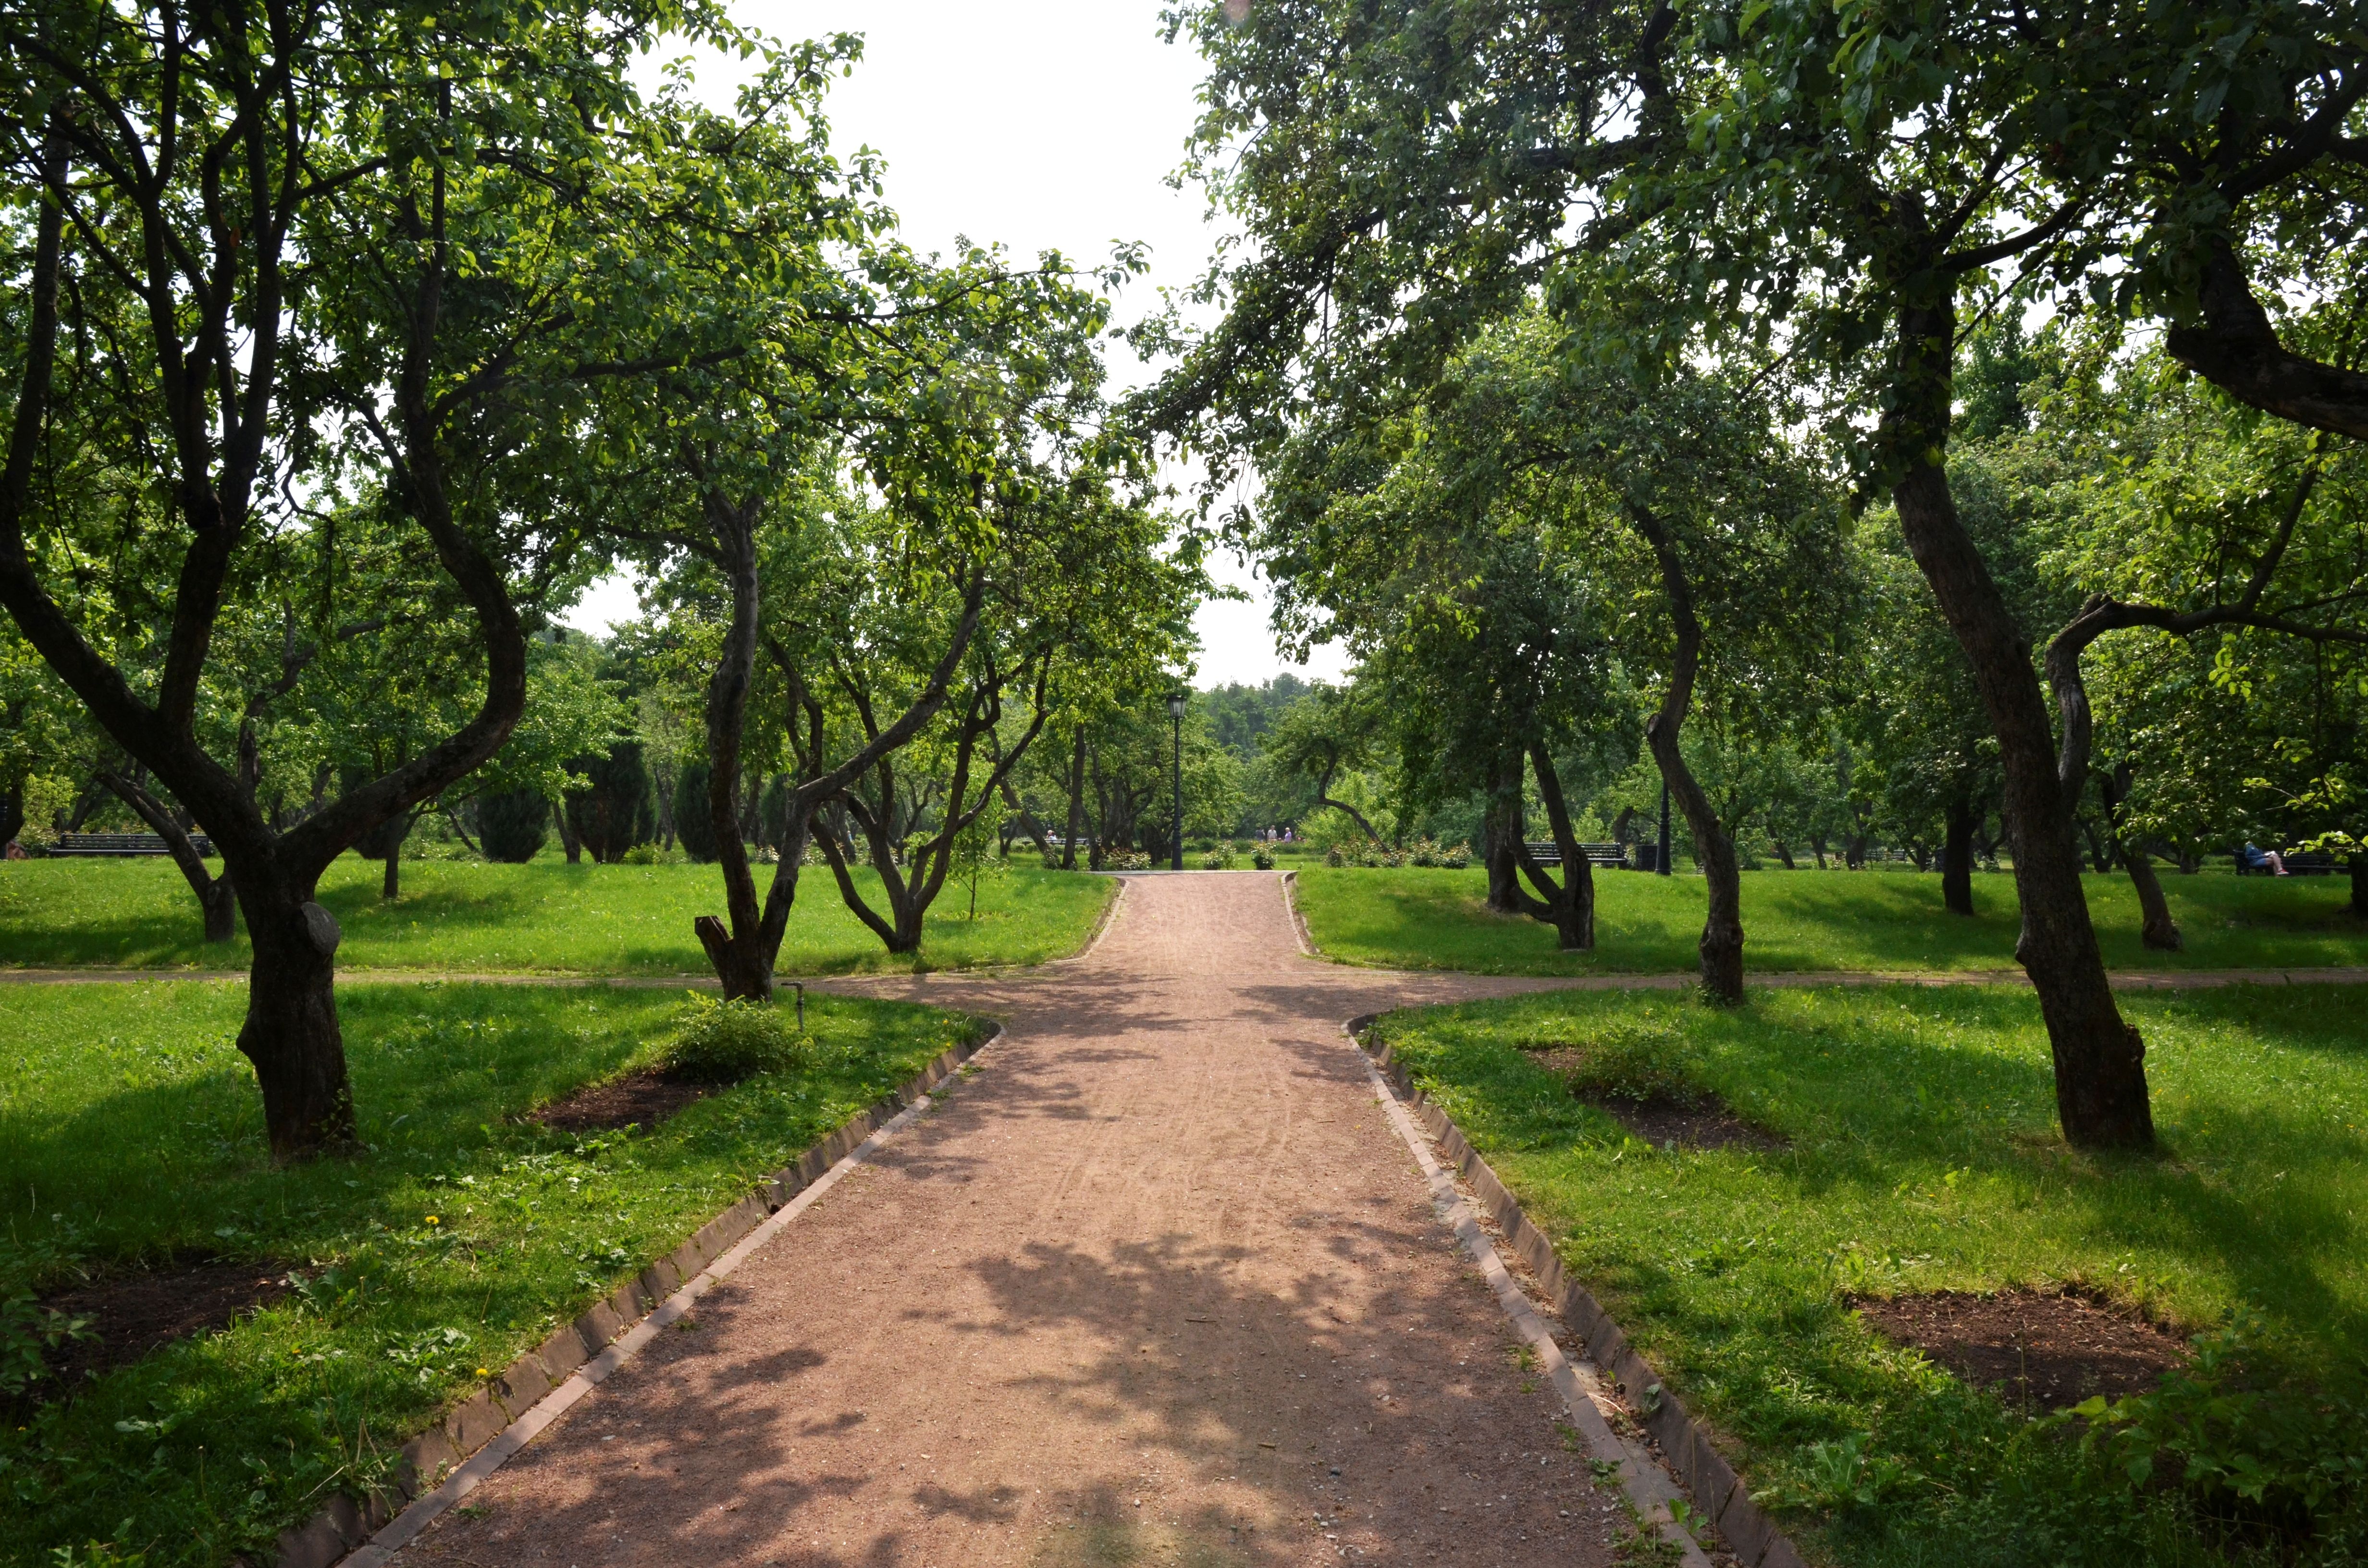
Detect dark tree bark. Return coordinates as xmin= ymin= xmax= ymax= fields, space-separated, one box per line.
xmin=1626 ymin=504 xmax=1743 ymax=1004
xmin=2353 ymin=855 xmax=2366 ymax=918
xmin=0 ymin=778 xmax=20 ymax=847
xmin=2166 ymin=234 xmax=2368 ymax=441
xmin=1507 ymin=739 xmax=1595 ymax=950
xmin=1482 ymin=758 xmax=1526 ymax=914
xmin=997 ymin=766 xmax=1053 ymax=862
xmin=817 ymin=658 xmax=1050 ymax=956
xmin=0 ymin=117 xmax=536 ymax=1159
xmin=555 ymin=803 xmax=583 ymax=864
xmin=1888 ymin=297 xmax=2152 ymax=1150
xmin=1941 ymin=794 xmax=1976 ymax=916
xmin=678 ymin=457 xmax=989 ymax=998
xmin=1311 ymin=751 xmax=1384 ymax=843
xmin=98 ymin=769 xmax=237 ymax=942
xmin=2097 ymin=767 xmax=2181 ymax=951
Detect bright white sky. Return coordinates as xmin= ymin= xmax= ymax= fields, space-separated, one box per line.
xmin=558 ymin=0 xmax=1348 ymax=690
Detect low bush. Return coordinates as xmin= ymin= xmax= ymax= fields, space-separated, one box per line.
xmin=659 ymin=993 xmax=814 ymax=1083
xmin=1252 ymin=845 xmax=1276 ymax=870
xmin=619 ymin=843 xmax=665 ymax=865
xmin=1202 ymin=840 xmax=1240 ymax=870
xmin=1520 ymin=1017 xmax=1699 ymax=1104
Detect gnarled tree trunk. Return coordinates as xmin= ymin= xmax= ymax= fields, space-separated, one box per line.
xmin=1481 ymin=757 xmax=1526 ymax=914
xmin=1891 ymin=296 xmax=2151 ymax=1150
xmin=1509 ymin=739 xmax=1595 ymax=949
xmin=238 ymin=890 xmax=351 ymax=1155
xmin=98 ymin=768 xmax=238 ymax=942
xmin=1627 ymin=503 xmax=1743 ymax=1004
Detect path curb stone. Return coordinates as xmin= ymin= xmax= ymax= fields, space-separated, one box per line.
xmin=265 ymin=1022 xmax=1000 ymax=1568
xmin=1353 ymin=1021 xmax=1810 ymax=1568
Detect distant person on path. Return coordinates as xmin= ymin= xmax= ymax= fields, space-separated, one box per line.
xmin=2240 ymin=842 xmax=2289 ymax=876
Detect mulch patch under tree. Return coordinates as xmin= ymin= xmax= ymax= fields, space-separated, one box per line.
xmin=36 ymin=1259 xmax=292 ymax=1388
xmin=530 ymin=1068 xmax=712 ymax=1133
xmin=1857 ymin=1287 xmax=2188 ymax=1410
xmin=1525 ymin=1047 xmax=1790 ymax=1152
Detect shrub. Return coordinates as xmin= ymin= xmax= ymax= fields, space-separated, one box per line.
xmin=567 ymin=741 xmax=655 ymax=862
xmin=1440 ymin=840 xmax=1473 ymax=869
xmin=1202 ymin=840 xmax=1240 ymax=870
xmin=1409 ymin=838 xmax=1440 ymax=868
xmin=1251 ymin=845 xmax=1276 ymax=870
xmin=1106 ymin=849 xmax=1152 ymax=871
xmin=1324 ymin=845 xmax=1346 ymax=868
xmin=478 ymin=790 xmax=548 ymax=863
xmin=659 ymin=993 xmax=813 ymax=1083
xmin=675 ymin=760 xmax=718 ymax=862
xmin=1524 ymin=1018 xmax=1697 ymax=1105
xmin=619 ymin=843 xmax=665 ymax=866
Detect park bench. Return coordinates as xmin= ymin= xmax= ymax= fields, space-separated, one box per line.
xmin=2232 ymin=848 xmax=2336 ymax=875
xmin=1524 ymin=840 xmax=1630 ymax=869
xmin=49 ymin=831 xmax=214 ymax=858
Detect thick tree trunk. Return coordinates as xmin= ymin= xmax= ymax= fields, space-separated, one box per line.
xmin=0 ymin=780 xmax=21 ymax=847
xmin=237 ymin=890 xmax=355 ymax=1159
xmin=1941 ymin=795 xmax=1976 ymax=916
xmin=1889 ymin=297 xmax=2151 ymax=1150
xmin=1626 ymin=504 xmax=1743 ymax=1004
xmin=2125 ymin=848 xmax=2182 ymax=952
xmin=0 ymin=125 xmax=530 ymax=1161
xmin=383 ymin=851 xmax=401 ymax=901
xmin=555 ymin=803 xmax=582 ymax=864
xmin=1482 ymin=759 xmax=1526 ymax=914
xmin=694 ymin=496 xmax=776 ymax=1002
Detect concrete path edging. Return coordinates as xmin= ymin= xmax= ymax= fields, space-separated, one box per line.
xmin=271 ymin=1023 xmax=1003 ymax=1568
xmin=1353 ymin=1019 xmax=1811 ymax=1568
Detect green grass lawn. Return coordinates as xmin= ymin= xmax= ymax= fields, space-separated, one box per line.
xmin=1296 ymin=865 xmax=2368 ymax=975
xmin=0 ymin=981 xmax=985 ymax=1567
xmin=1368 ymin=985 xmax=2368 ymax=1567
xmin=0 ymin=857 xmax=1114 ymax=975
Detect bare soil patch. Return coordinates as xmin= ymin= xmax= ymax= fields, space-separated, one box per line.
xmin=1526 ymin=1046 xmax=1788 ymax=1152
xmin=37 ymin=1258 xmax=290 ymax=1386
xmin=1858 ymin=1288 xmax=2186 ymax=1409
xmin=531 ymin=1068 xmax=710 ymax=1132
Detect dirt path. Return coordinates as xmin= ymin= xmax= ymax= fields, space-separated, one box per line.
xmin=397 ymin=873 xmax=1626 ymax=1568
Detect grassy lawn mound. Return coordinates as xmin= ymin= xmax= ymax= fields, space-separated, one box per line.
xmin=1368 ymin=983 xmax=2368 ymax=1568
xmin=0 ymin=980 xmax=986 ymax=1567
xmin=1297 ymin=864 xmax=2368 ymax=976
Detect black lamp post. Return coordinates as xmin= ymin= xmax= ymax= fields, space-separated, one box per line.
xmin=1166 ymin=690 xmax=1187 ymax=870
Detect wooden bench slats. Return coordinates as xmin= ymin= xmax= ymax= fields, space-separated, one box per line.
xmin=48 ymin=832 xmax=215 ymax=857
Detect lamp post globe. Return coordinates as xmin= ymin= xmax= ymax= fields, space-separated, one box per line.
xmin=1166 ymin=691 xmax=1187 ymax=870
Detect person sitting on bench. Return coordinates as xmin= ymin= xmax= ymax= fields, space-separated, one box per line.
xmin=2240 ymin=842 xmax=2288 ymax=876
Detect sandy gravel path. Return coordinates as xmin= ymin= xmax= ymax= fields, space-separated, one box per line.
xmin=397 ymin=872 xmax=1623 ymax=1568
